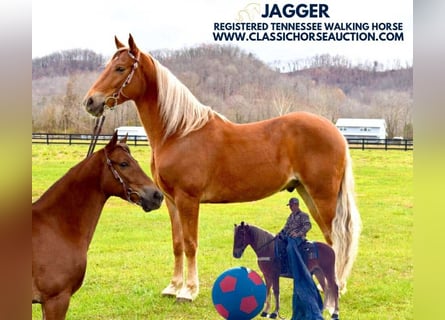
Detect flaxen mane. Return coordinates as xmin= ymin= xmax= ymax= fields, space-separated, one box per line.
xmin=152 ymin=58 xmax=226 ymax=140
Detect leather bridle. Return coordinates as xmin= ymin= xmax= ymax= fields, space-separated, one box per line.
xmin=86 ymin=50 xmax=139 ymax=158
xmin=104 ymin=148 xmax=142 ymax=206
xmin=104 ymin=50 xmax=140 ymax=110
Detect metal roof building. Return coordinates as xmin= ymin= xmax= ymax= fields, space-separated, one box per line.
xmin=335 ymin=118 xmax=387 ymax=140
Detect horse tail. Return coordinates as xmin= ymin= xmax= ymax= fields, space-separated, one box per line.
xmin=332 ymin=147 xmax=361 ymax=293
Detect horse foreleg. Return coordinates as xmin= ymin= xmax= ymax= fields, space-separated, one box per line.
xmin=175 ymin=195 xmax=200 ymax=302
xmin=161 ymin=198 xmax=184 ymax=297
xmin=260 ymin=279 xmax=273 ymax=317
xmin=42 ymin=292 xmax=70 ymax=320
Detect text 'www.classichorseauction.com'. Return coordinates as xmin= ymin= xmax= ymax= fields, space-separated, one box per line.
xmin=212 ymin=3 xmax=405 ymax=42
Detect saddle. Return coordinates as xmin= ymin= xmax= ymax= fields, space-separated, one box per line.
xmin=274 ymin=237 xmax=318 ymax=276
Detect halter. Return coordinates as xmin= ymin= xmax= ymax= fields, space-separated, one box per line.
xmin=104 ymin=50 xmax=140 ymax=110
xmin=104 ymin=148 xmax=142 ymax=206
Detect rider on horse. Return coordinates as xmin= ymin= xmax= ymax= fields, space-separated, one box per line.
xmin=278 ymin=197 xmax=324 ymax=320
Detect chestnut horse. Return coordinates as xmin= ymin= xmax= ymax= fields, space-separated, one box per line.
xmin=32 ymin=132 xmax=163 ymax=319
xmin=83 ymin=34 xmax=361 ymax=301
xmin=233 ymin=222 xmax=339 ymax=319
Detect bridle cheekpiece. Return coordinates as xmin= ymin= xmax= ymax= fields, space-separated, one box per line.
xmin=104 ymin=148 xmax=142 ymax=206
xmin=104 ymin=50 xmax=140 ymax=110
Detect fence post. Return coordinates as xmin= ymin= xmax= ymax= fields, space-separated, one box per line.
xmin=361 ymin=139 xmax=365 ymax=150
xmin=385 ymin=138 xmax=388 ymax=150
xmin=69 ymin=134 xmax=72 ymax=145
xmin=46 ymin=134 xmax=49 ymax=145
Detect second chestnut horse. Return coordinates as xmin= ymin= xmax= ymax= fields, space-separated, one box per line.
xmin=32 ymin=132 xmax=163 ymax=319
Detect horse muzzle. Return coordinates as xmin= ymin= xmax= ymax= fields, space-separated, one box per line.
xmin=83 ymin=94 xmax=106 ymax=117
xmin=139 ymin=187 xmax=164 ymax=212
xmin=233 ymin=249 xmax=243 ymax=259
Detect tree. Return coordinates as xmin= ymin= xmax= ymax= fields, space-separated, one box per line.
xmin=32 ymin=45 xmax=413 ymax=134
xmin=61 ymin=75 xmax=77 ymax=133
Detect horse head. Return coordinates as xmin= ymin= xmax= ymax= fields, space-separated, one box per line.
xmin=233 ymin=221 xmax=251 ymax=258
xmin=102 ymin=131 xmax=163 ymax=211
xmin=83 ymin=34 xmax=147 ymax=117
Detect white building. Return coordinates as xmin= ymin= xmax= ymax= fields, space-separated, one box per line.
xmin=115 ymin=126 xmax=147 ymax=140
xmin=335 ymin=118 xmax=387 ymax=141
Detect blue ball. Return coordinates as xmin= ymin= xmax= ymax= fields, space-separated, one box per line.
xmin=212 ymin=267 xmax=266 ymax=320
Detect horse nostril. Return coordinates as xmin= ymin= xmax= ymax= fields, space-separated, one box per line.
xmin=154 ymin=190 xmax=164 ymax=202
xmin=86 ymin=97 xmax=94 ymax=107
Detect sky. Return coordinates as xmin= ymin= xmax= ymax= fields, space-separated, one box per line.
xmin=32 ymin=0 xmax=412 ymax=68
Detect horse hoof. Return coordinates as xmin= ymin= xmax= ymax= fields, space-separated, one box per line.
xmin=269 ymin=312 xmax=278 ymax=319
xmin=161 ymin=284 xmax=179 ymax=297
xmin=176 ymin=291 xmax=193 ymax=303
xmin=161 ymin=291 xmax=177 ymax=298
xmin=175 ymin=296 xmax=192 ymax=303
xmin=331 ymin=314 xmax=339 ymax=320
xmin=260 ymin=311 xmax=268 ymax=317
xmin=176 ymin=287 xmax=197 ymax=302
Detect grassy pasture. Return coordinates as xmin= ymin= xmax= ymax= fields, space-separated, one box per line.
xmin=32 ymin=144 xmax=413 ymax=319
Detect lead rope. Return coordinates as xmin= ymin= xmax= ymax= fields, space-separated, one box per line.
xmin=86 ymin=115 xmax=106 ymax=158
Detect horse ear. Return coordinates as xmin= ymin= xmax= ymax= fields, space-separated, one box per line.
xmin=128 ymin=33 xmax=140 ymax=58
xmin=107 ymin=131 xmax=119 ymax=149
xmin=115 ymin=36 xmax=125 ymax=49
xmin=119 ymin=133 xmax=128 ymax=144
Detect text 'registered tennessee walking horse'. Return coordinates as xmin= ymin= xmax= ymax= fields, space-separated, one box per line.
xmin=32 ymin=132 xmax=164 ymax=320
xmin=83 ymin=34 xmax=361 ymax=302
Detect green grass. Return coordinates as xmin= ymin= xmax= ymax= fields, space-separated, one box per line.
xmin=32 ymin=145 xmax=413 ymax=319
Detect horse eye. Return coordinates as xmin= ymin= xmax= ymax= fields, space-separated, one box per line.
xmin=119 ymin=162 xmax=129 ymax=168
xmin=116 ymin=66 xmax=125 ymax=73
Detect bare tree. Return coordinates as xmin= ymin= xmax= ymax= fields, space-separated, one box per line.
xmin=32 ymin=45 xmax=413 ymax=133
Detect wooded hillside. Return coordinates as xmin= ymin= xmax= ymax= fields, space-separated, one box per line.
xmin=32 ymin=45 xmax=413 ymax=138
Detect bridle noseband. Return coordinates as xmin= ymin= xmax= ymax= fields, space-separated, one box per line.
xmin=104 ymin=148 xmax=142 ymax=206
xmin=104 ymin=50 xmax=140 ymax=110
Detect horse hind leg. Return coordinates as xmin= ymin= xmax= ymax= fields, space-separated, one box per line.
xmin=318 ymin=249 xmax=340 ymax=318
xmin=161 ymin=198 xmax=184 ymax=298
xmin=311 ymin=267 xmax=336 ymax=317
xmin=295 ymin=184 xmax=335 ymax=244
xmin=269 ymin=276 xmax=282 ymax=319
xmin=325 ymin=272 xmax=340 ymax=319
